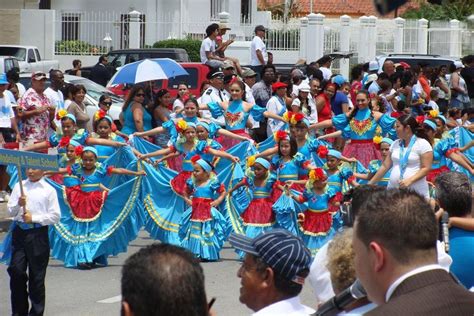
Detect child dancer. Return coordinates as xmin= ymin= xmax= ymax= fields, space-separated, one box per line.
xmin=354 ymin=138 xmax=393 ymax=187
xmin=228 ymin=157 xmax=276 ymax=258
xmin=179 ymin=156 xmax=227 ymax=261
xmin=92 ymin=111 xmax=126 ymax=162
xmin=287 ymin=168 xmax=340 ymax=256
xmin=47 ymin=146 xmax=145 ymax=269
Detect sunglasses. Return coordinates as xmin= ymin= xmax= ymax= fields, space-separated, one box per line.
xmin=135 ymin=93 xmax=145 ymax=97
xmin=102 ymin=101 xmax=112 ymax=106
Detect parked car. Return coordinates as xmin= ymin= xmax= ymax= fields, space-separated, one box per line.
xmin=19 ymin=74 xmax=124 ymax=131
xmin=0 ymin=45 xmax=59 ymax=73
xmin=0 ymin=56 xmax=20 ymax=74
xmin=107 ymin=62 xmax=210 ymax=99
xmin=80 ymin=48 xmax=191 ymax=78
xmin=376 ymin=54 xmax=457 ymax=71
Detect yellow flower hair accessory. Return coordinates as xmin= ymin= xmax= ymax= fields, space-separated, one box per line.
xmin=429 ymin=109 xmax=439 ymax=118
xmin=247 ymin=155 xmax=256 ymax=168
xmin=56 ymin=109 xmax=68 ymax=120
xmin=373 ymin=135 xmax=383 ymax=144
xmin=176 ymin=119 xmax=188 ymax=134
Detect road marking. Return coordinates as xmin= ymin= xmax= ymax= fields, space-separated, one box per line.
xmin=97 ymin=295 xmax=122 ymax=304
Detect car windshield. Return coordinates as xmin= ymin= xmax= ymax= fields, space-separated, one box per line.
xmin=0 ymin=47 xmax=26 ymax=60
xmin=68 ymin=78 xmax=123 ymax=103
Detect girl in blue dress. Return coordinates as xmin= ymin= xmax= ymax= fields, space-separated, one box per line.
xmin=199 ymin=80 xmax=285 ymax=149
xmin=227 ymin=157 xmax=277 ymax=257
xmin=354 ymin=138 xmax=393 ymax=187
xmin=179 ymin=156 xmax=227 ymax=261
xmin=47 ymin=146 xmax=146 ymax=268
xmin=311 ymin=90 xmax=395 ymax=167
xmin=92 ymin=111 xmax=127 ymax=163
xmin=138 ymin=120 xmax=239 ymax=197
xmin=287 ymin=167 xmax=340 ymax=256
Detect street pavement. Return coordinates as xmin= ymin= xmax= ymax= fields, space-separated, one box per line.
xmin=0 ymin=224 xmax=317 ymax=316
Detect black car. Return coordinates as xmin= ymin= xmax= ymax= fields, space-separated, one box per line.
xmin=78 ymin=48 xmax=190 ymax=78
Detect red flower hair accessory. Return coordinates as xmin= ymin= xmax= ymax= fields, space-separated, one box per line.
xmin=316 ymin=145 xmax=329 ymax=158
xmin=58 ymin=136 xmax=71 ymax=148
xmin=416 ymin=115 xmax=425 ymax=126
xmin=190 ymin=155 xmax=201 ymax=163
xmin=274 ymin=130 xmax=290 ymax=142
xmin=74 ymin=145 xmax=84 ymax=157
xmin=94 ymin=109 xmax=107 ymax=121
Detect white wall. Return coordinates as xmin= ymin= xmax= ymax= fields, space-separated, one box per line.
xmin=226 ymin=41 xmax=299 ymax=65
xmin=20 ymin=10 xmax=55 ymax=60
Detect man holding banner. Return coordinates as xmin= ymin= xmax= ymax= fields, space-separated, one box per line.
xmin=0 ymin=148 xmax=60 ymax=316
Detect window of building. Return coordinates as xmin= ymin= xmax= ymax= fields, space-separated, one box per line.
xmin=61 ymin=13 xmax=80 ymax=41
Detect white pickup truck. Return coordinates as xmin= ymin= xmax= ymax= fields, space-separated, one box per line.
xmin=0 ymin=45 xmax=59 ymax=73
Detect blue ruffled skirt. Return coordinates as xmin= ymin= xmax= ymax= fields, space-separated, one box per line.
xmin=179 ymin=207 xmax=227 ymax=261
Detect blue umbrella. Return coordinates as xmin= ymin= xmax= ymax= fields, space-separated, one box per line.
xmin=108 ymin=58 xmax=188 ymax=85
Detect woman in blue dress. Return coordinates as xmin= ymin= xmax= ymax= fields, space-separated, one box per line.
xmin=310 ymin=90 xmax=395 ymax=167
xmin=179 ymin=156 xmax=227 ymax=261
xmin=46 ymin=146 xmax=146 ymax=269
xmin=227 ymin=157 xmax=276 ymax=258
xmin=199 ymin=80 xmax=285 ymax=149
xmin=287 ymin=167 xmax=340 ymax=256
xmin=354 ymin=138 xmax=393 ymax=187
xmin=121 ymin=85 xmax=153 ymax=136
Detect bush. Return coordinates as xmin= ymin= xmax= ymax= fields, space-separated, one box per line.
xmin=153 ymin=39 xmax=202 ymax=62
xmin=55 ymin=40 xmax=107 ymax=55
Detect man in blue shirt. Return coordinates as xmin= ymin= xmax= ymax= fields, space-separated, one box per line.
xmin=435 ymin=171 xmax=474 ymax=289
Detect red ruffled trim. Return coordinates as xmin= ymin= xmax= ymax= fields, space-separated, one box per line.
xmin=445 ymin=148 xmax=460 ymax=157
xmin=106 ymin=166 xmax=114 ymax=176
xmin=170 ymin=171 xmax=192 ymax=196
xmin=65 ymin=186 xmax=107 ymax=219
xmin=241 ymin=199 xmax=275 ymax=224
xmin=427 ymin=166 xmax=450 ymax=183
xmin=191 ymin=197 xmax=212 ymax=221
xmin=301 ymin=210 xmax=332 ymax=233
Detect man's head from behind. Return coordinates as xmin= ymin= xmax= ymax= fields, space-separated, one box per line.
xmin=229 ymin=229 xmax=311 ymax=312
xmin=121 ymin=243 xmax=208 ymax=316
xmin=435 ymin=171 xmax=472 ymax=217
xmin=352 ymin=189 xmax=438 ymax=305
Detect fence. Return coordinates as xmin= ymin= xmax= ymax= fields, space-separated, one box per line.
xmin=53 ymin=10 xmax=473 ymax=68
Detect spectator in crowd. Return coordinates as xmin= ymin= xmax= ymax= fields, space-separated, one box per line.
xmin=460 ymin=54 xmax=474 ymax=107
xmin=222 ymin=60 xmax=236 ymax=77
xmin=229 ymin=229 xmax=314 ymax=315
xmin=349 ymin=64 xmax=364 ymax=105
xmin=6 ymin=69 xmax=26 ymax=98
xmin=266 ymin=81 xmax=288 ymax=137
xmin=382 ymin=60 xmax=395 ymax=77
xmin=251 ymin=65 xmax=275 ymax=142
xmin=427 ymin=89 xmax=439 ymax=112
xmin=330 ymin=75 xmax=350 ymax=115
xmin=173 ymin=82 xmax=189 ymax=114
xmin=370 ymin=115 xmax=433 ymax=199
xmin=290 ymin=69 xmax=305 ymax=97
xmin=362 ymin=60 xmax=379 ymax=87
xmin=418 ymin=66 xmax=433 ymax=103
xmin=449 ymin=61 xmax=470 ymax=109
xmin=200 ymin=23 xmax=226 ymax=69
xmin=250 ymin=25 xmax=268 ymax=79
xmin=368 ymin=72 xmax=388 ymax=95
xmin=0 ymin=73 xmax=20 ymax=203
xmin=353 ymin=188 xmax=474 ymax=315
xmin=200 ymin=69 xmax=227 ymax=125
xmin=435 ymin=172 xmax=474 ymax=289
xmin=7 ymin=168 xmax=60 ymax=316
xmin=44 ymin=69 xmax=65 ymax=130
xmin=68 ymin=59 xmax=82 ymax=77
xmin=242 ymin=68 xmax=257 ymax=88
xmin=215 ymin=23 xmax=233 ymax=59
xmin=67 ymin=84 xmax=91 ymax=132
xmin=17 ymin=71 xmax=54 ymax=145
xmin=326 ymin=228 xmax=375 ymax=314
xmin=308 ymin=78 xmax=320 ymax=123
xmin=315 ymin=82 xmax=335 ymax=123
xmin=316 ymin=55 xmax=333 ymax=81
xmin=121 ymin=243 xmax=210 ymax=316
xmin=431 ymin=65 xmax=450 ymax=113
xmin=89 ymin=55 xmax=111 ymax=87
xmin=121 ymin=85 xmax=153 ymax=136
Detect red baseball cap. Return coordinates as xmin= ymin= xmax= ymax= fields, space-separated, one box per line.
xmin=272 ymin=81 xmax=288 ymax=92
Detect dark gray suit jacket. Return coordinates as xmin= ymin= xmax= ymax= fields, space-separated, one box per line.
xmin=367 ymin=269 xmax=474 ymax=315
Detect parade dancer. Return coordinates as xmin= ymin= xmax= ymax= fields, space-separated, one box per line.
xmin=179 ymin=156 xmax=227 ymax=261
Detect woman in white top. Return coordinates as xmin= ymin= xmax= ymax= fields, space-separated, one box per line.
xmin=370 ymin=115 xmax=433 ymax=199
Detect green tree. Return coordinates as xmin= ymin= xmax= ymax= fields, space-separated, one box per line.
xmin=402 ymin=0 xmax=474 ymax=21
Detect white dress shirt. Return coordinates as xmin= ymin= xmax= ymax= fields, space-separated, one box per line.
xmin=385 ymin=264 xmax=444 ymax=302
xmin=200 ymin=86 xmax=227 ymax=126
xmin=7 ymin=178 xmax=60 ymax=226
xmin=252 ymin=296 xmax=315 ymax=316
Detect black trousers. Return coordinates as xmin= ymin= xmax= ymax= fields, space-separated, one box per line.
xmin=7 ymin=225 xmax=50 ymax=316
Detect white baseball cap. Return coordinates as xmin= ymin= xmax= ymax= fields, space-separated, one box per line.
xmin=368 ymin=60 xmax=379 ymax=72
